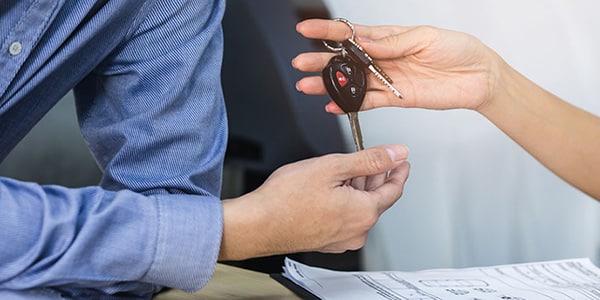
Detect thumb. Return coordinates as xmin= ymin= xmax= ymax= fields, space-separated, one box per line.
xmin=338 ymin=144 xmax=409 ymax=178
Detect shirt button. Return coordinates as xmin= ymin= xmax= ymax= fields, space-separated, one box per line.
xmin=9 ymin=41 xmax=22 ymax=56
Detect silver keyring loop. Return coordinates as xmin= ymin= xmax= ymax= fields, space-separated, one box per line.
xmin=322 ymin=18 xmax=355 ymax=52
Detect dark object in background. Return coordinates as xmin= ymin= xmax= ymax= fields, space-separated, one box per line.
xmin=222 ymin=0 xmax=345 ymax=172
xmin=221 ymin=0 xmax=361 ymax=273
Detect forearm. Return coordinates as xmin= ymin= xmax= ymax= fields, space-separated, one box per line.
xmin=480 ymin=60 xmax=600 ymax=200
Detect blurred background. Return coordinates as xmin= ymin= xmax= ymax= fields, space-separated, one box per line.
xmin=1 ymin=0 xmax=599 ymax=273
xmin=324 ymin=0 xmax=600 ymax=271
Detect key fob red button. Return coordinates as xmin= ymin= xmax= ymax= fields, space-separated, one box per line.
xmin=336 ymin=71 xmax=348 ymax=87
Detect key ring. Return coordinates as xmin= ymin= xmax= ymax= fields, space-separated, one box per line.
xmin=322 ymin=18 xmax=355 ymax=53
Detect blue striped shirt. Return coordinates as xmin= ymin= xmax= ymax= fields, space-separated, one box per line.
xmin=0 ymin=0 xmax=227 ymax=298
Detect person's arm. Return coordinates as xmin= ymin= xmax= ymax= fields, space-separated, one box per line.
xmin=293 ymin=19 xmax=600 ymax=200
xmin=479 ymin=60 xmax=600 ymax=200
xmin=72 ymin=0 xmax=228 ymax=293
xmin=0 ymin=0 xmax=228 ymax=297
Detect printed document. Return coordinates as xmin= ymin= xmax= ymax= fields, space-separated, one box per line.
xmin=281 ymin=257 xmax=600 ymax=299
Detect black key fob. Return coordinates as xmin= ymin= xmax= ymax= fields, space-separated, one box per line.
xmin=322 ymin=55 xmax=367 ymax=113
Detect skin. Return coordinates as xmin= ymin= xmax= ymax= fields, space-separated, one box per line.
xmin=292 ymin=19 xmax=600 ymax=201
xmin=218 ymin=144 xmax=410 ymax=260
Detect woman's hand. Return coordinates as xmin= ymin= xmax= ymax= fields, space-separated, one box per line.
xmin=293 ymin=19 xmax=503 ymax=114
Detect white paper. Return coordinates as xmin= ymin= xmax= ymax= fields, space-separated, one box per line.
xmin=282 ymin=257 xmax=600 ymax=299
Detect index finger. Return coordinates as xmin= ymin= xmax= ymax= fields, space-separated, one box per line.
xmin=296 ymin=19 xmax=411 ymax=42
xmin=296 ymin=19 xmax=354 ymax=42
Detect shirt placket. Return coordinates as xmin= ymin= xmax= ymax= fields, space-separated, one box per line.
xmin=0 ymin=0 xmax=60 ymax=103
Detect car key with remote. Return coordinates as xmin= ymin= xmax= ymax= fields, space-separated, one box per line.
xmin=323 ymin=18 xmax=404 ymax=99
xmin=322 ymin=55 xmax=366 ymax=151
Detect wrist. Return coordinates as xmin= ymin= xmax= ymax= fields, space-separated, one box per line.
xmin=475 ymin=53 xmax=552 ymax=141
xmin=476 ymin=52 xmax=526 ymax=121
xmin=218 ymin=192 xmax=283 ymax=261
xmin=219 ymin=195 xmax=259 ymax=261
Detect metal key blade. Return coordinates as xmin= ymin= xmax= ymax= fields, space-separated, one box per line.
xmin=347 ymin=112 xmax=364 ymax=151
xmin=367 ymin=64 xmax=404 ymax=99
xmin=342 ymin=39 xmax=404 ymax=99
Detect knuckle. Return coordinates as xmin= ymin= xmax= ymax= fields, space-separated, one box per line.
xmin=364 ymin=212 xmax=379 ymax=228
xmin=418 ymin=25 xmax=439 ymax=37
xmin=348 ymin=236 xmax=368 ymax=251
xmin=364 ymin=149 xmax=389 ymax=173
xmin=320 ymin=153 xmax=346 ymax=172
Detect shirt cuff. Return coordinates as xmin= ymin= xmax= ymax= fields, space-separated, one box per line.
xmin=142 ymin=194 xmax=223 ymax=292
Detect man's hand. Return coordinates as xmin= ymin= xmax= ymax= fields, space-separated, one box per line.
xmin=219 ymin=144 xmax=410 ymax=260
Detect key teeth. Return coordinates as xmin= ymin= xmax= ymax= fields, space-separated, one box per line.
xmin=371 ymin=67 xmax=404 ymax=99
xmin=347 ymin=39 xmax=401 ymax=98
xmin=373 ymin=64 xmax=393 ymax=83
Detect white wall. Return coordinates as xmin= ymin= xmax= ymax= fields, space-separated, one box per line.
xmin=323 ymin=0 xmax=600 ymax=270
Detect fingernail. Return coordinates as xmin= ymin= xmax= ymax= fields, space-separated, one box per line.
xmin=295 ymin=81 xmax=302 ymax=92
xmin=385 ymin=144 xmax=409 ymax=161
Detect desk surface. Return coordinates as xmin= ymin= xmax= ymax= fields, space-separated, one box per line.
xmin=154 ymin=263 xmax=301 ymax=300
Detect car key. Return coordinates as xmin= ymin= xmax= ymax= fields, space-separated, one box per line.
xmin=323 ymin=18 xmax=404 ymax=99
xmin=322 ymin=55 xmax=366 ymax=151
xmin=341 ymin=38 xmax=403 ymax=99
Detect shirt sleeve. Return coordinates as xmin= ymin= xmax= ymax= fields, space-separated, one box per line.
xmin=0 ymin=0 xmax=228 ymax=296
xmin=0 ymin=177 xmax=222 ymax=294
